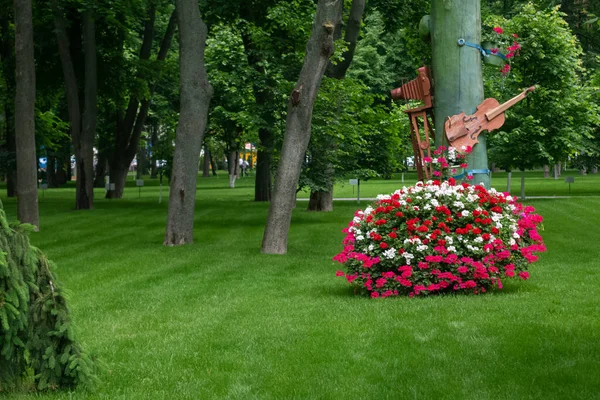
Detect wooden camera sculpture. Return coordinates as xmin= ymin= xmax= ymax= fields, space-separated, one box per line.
xmin=392 ymin=65 xmax=534 ymax=181
xmin=391 ymin=66 xmax=434 ymax=181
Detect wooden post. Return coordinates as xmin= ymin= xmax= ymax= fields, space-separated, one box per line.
xmin=430 ymin=0 xmax=490 ymax=188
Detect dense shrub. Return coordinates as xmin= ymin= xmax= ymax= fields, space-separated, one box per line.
xmin=334 ymin=163 xmax=546 ymax=298
xmin=0 ymin=201 xmax=98 ymax=391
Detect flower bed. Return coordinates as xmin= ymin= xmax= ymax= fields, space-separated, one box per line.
xmin=334 ymin=176 xmax=546 ymax=298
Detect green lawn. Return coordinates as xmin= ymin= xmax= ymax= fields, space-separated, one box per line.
xmin=1 ymin=174 xmax=599 ymax=399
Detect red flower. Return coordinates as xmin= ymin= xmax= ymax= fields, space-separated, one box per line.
xmin=493 ymin=26 xmax=503 ymax=34
xmin=490 ymin=48 xmax=499 ymax=55
xmin=512 ymin=33 xmax=518 ymax=38
xmin=379 ymin=242 xmax=389 ymax=249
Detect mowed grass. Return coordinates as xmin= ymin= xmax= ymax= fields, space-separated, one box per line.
xmin=1 ymin=174 xmax=599 ymax=399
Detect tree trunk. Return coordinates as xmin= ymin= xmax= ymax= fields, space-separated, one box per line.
xmin=150 ymin=123 xmax=158 ymax=178
xmin=431 ymin=0 xmax=488 ymax=188
xmin=77 ymin=10 xmax=96 ymax=210
xmin=52 ymin=0 xmax=95 ymax=209
xmin=1 ymin=15 xmax=16 ymax=198
xmin=309 ymin=0 xmax=365 ymax=211
xmin=227 ymin=150 xmax=237 ymax=188
xmin=56 ymin=155 xmax=68 ymax=185
xmin=520 ymin=170 xmax=525 ymax=200
xmin=94 ymin=151 xmax=107 ymax=187
xmin=543 ymin=164 xmax=550 ymax=178
xmin=6 ymin=127 xmax=16 ymax=197
xmin=14 ymin=0 xmax=39 ymax=228
xmin=261 ymin=0 xmax=341 ymax=254
xmin=47 ymin=154 xmax=58 ymax=187
xmin=107 ymin=9 xmax=177 ymax=199
xmin=164 ymin=0 xmax=212 ymax=246
xmin=254 ymin=128 xmax=272 ymax=201
xmin=307 ymin=190 xmax=333 ymax=212
xmin=210 ymin=152 xmax=217 ymax=176
xmin=202 ymin=145 xmax=210 ymax=177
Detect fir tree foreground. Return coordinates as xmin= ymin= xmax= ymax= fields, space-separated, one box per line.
xmin=0 ymin=200 xmax=98 ymax=392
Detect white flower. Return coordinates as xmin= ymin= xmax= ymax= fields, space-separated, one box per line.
xmin=424 ymin=204 xmax=432 ymax=210
xmin=509 ymin=238 xmax=516 ymax=246
xmin=368 ymin=244 xmax=374 ymax=251
xmin=356 ymin=235 xmax=365 ymax=241
xmin=430 ymin=199 xmax=439 ymax=207
xmin=444 ymin=236 xmax=454 ymax=245
xmin=383 ymin=248 xmax=396 ymax=259
xmin=447 ymin=246 xmax=457 ymax=252
xmin=513 ymin=232 xmax=520 ymax=239
xmin=376 ymin=194 xmax=391 ymax=200
xmin=364 ymin=206 xmax=374 ymax=215
xmin=474 ymin=237 xmax=484 ymax=243
xmin=416 ymin=244 xmax=429 ymax=252
xmin=461 ymin=210 xmax=470 ymax=217
xmin=453 ymin=201 xmax=464 ymax=209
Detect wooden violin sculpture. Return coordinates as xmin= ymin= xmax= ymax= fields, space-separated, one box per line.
xmin=445 ymin=86 xmax=535 ymax=151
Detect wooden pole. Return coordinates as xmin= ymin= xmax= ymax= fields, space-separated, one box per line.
xmin=431 ymin=0 xmax=490 ymax=188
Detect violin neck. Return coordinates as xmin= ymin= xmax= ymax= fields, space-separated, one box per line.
xmin=485 ymin=88 xmax=531 ymax=121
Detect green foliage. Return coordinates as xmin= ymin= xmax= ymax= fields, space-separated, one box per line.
xmin=301 ymin=77 xmax=410 ymax=191
xmin=0 ymin=201 xmax=98 ymax=391
xmin=484 ymin=4 xmax=599 ymax=171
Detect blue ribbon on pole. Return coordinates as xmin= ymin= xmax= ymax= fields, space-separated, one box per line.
xmin=457 ymin=38 xmax=507 ymax=60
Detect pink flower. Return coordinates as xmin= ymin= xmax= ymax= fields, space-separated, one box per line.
xmin=375 ymin=278 xmax=387 ymax=288
xmin=518 ymin=271 xmax=530 ymax=280
xmin=501 ymin=64 xmax=511 ymax=76
xmin=457 ymin=266 xmax=469 ymax=274
xmin=490 ymin=48 xmax=499 ymax=55
xmin=493 ymin=26 xmax=504 ymax=34
xmin=371 ymin=291 xmax=380 ymax=298
xmin=336 ymin=270 xmax=345 ymax=277
xmin=512 ymin=33 xmax=518 ymax=38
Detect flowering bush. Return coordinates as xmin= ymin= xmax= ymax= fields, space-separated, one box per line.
xmin=333 ymin=148 xmax=546 ymax=298
xmin=483 ymin=26 xmax=522 ymax=76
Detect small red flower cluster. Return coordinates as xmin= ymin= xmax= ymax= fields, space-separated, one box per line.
xmin=333 ymin=175 xmax=545 ymax=298
xmin=492 ymin=26 xmax=522 ymax=76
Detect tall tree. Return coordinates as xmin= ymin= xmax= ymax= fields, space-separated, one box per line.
xmin=261 ymin=0 xmax=342 ymax=254
xmin=13 ymin=0 xmax=39 ymax=227
xmin=164 ymin=0 xmax=212 ymax=245
xmin=1 ymin=12 xmax=16 ymax=198
xmin=52 ymin=0 xmax=97 ymax=209
xmin=106 ymin=7 xmax=177 ymax=199
xmin=307 ymin=0 xmax=366 ymax=211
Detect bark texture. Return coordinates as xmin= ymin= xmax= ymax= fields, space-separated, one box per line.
xmin=261 ymin=0 xmax=341 ymax=254
xmin=107 ymin=9 xmax=177 ymax=199
xmin=431 ymin=0 xmax=489 ymax=187
xmin=163 ymin=0 xmax=212 ymax=246
xmin=308 ymin=0 xmax=366 ymax=211
xmin=13 ymin=0 xmax=39 ymax=228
